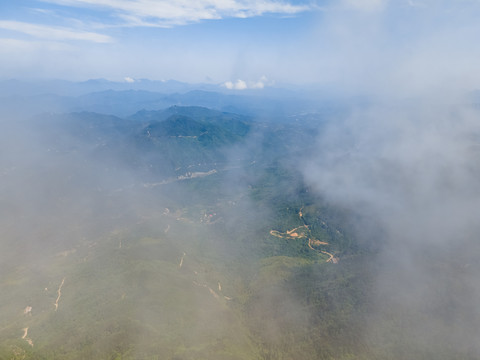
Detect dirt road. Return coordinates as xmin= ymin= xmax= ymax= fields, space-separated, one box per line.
xmin=271 ymin=208 xmax=337 ymax=263
xmin=54 ymin=277 xmax=66 ymax=311
xmin=179 ymin=252 xmax=186 ymax=268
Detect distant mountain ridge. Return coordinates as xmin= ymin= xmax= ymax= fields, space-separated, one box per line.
xmin=34 ymin=106 xmax=254 ymax=181
xmin=0 ymin=78 xmax=345 ymax=118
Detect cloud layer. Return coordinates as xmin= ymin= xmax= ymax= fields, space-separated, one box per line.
xmin=40 ymin=0 xmax=312 ymax=27
xmin=299 ymin=1 xmax=480 ymax=352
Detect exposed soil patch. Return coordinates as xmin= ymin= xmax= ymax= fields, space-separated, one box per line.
xmin=271 ymin=208 xmax=338 ymax=263
xmin=21 ymin=327 xmax=33 ymax=347
xmin=21 ymin=327 xmax=28 ymax=340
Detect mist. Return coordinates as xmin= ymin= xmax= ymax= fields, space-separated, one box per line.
xmin=3 ymin=72 xmax=480 ymax=360
xmin=2 ymin=1 xmax=480 ymax=359
xmin=0 ymin=93 xmax=305 ymax=359
xmin=299 ymin=2 xmax=480 ymax=357
xmin=301 ymin=96 xmax=480 ymax=355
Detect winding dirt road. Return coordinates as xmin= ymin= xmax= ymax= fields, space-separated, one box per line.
xmin=271 ymin=208 xmax=338 ymax=263
xmin=321 ymin=251 xmax=334 ymax=262
xmin=179 ymin=252 xmax=186 ymax=268
xmin=54 ymin=277 xmax=66 ymax=311
xmin=193 ymin=279 xmax=231 ymax=301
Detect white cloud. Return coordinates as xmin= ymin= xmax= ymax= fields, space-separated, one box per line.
xmin=223 ymin=76 xmax=273 ymax=90
xmin=235 ymin=79 xmax=248 ymax=90
xmin=224 ymin=79 xmax=247 ymax=90
xmin=252 ymin=75 xmax=274 ymax=89
xmin=124 ymin=76 xmax=135 ymax=83
xmin=0 ymin=20 xmax=112 ymax=43
xmin=224 ymin=81 xmax=234 ymax=89
xmin=40 ymin=0 xmax=311 ymax=27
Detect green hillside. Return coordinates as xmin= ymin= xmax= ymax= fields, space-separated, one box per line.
xmin=1 ymin=105 xmax=477 ymax=360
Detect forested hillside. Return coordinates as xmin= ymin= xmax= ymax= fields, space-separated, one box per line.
xmin=1 ymin=102 xmax=479 ymax=360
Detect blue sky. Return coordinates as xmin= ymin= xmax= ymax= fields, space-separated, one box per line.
xmin=1 ymin=0 xmax=480 ymax=93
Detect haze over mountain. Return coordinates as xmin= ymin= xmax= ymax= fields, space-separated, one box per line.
xmin=0 ymin=78 xmax=342 ymax=118
xmin=2 ymin=1 xmax=480 ymax=359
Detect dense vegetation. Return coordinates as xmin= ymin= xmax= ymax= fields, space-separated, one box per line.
xmin=1 ymin=104 xmax=477 ymax=360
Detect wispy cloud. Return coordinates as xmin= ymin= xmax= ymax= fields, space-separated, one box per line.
xmin=40 ymin=0 xmax=312 ymax=27
xmin=0 ymin=20 xmax=112 ymax=43
xmin=0 ymin=37 xmax=69 ymax=51
xmin=340 ymin=0 xmax=386 ymax=12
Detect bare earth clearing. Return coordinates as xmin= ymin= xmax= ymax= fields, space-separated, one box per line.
xmin=21 ymin=327 xmax=33 ymax=347
xmin=271 ymin=209 xmax=338 ymax=263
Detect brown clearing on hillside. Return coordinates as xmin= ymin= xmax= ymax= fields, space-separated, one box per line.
xmin=21 ymin=327 xmax=34 ymax=347
xmin=270 ymin=208 xmax=338 ymax=264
